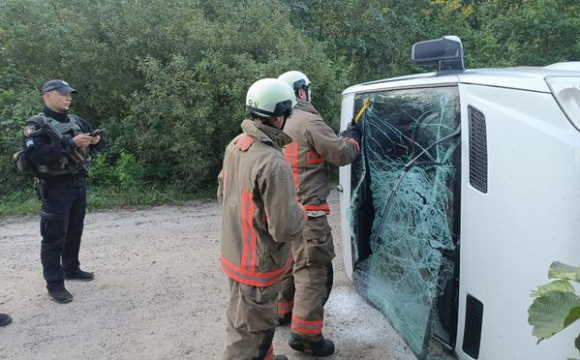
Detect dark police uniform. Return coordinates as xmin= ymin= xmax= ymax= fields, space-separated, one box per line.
xmin=22 ymin=104 xmax=105 ymax=298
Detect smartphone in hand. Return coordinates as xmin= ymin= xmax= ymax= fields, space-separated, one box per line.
xmin=90 ymin=128 xmax=105 ymax=137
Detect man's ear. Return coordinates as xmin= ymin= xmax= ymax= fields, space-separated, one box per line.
xmin=297 ymin=88 xmax=306 ymax=100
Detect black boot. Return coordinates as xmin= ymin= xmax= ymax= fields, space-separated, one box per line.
xmin=64 ymin=269 xmax=94 ymax=281
xmin=289 ymin=332 xmax=335 ymax=357
xmin=0 ymin=313 xmax=12 ymax=327
xmin=278 ymin=312 xmax=292 ymax=326
xmin=48 ymin=284 xmax=73 ymax=303
xmin=274 ymin=356 xmax=288 ymax=360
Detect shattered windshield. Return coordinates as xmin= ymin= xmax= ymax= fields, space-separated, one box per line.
xmin=348 ymin=87 xmax=461 ymax=359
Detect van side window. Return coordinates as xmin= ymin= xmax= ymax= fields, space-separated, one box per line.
xmin=349 ymin=86 xmax=461 ymax=357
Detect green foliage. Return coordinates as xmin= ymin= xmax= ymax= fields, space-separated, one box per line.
xmin=528 ymin=261 xmax=580 ymax=357
xmin=0 ymin=184 xmax=212 ymax=218
xmin=0 ymin=187 xmax=39 ymax=217
xmin=0 ymin=87 xmax=40 ymax=196
xmin=114 ymin=152 xmax=144 ymax=190
xmin=0 ymin=0 xmax=342 ymax=194
xmin=1 ymin=0 xmax=580 ymax=211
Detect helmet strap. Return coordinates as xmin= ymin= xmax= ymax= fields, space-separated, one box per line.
xmin=261 ymin=118 xmax=277 ymax=128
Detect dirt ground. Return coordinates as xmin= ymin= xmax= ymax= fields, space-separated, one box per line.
xmin=0 ymin=190 xmax=447 ymax=360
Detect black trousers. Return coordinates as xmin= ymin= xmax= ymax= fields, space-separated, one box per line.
xmin=39 ymin=178 xmax=86 ymax=289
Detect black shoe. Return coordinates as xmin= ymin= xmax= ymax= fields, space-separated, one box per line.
xmin=289 ymin=332 xmax=335 ymax=357
xmin=48 ymin=285 xmax=73 ymax=303
xmin=0 ymin=313 xmax=12 ymax=327
xmin=275 ymin=356 xmax=288 ymax=360
xmin=278 ymin=312 xmax=292 ymax=326
xmin=64 ymin=269 xmax=94 ymax=281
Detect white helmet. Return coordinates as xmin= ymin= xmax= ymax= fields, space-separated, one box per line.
xmin=246 ymin=78 xmax=297 ymax=119
xmin=278 ymin=71 xmax=311 ymax=92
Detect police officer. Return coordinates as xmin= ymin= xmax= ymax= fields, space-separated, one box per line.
xmin=0 ymin=313 xmax=11 ymax=327
xmin=276 ymin=71 xmax=361 ymax=356
xmin=22 ymin=79 xmax=105 ymax=303
xmin=218 ymin=78 xmax=305 ymax=360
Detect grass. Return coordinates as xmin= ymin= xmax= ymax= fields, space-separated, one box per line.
xmin=0 ymin=184 xmax=216 ymax=219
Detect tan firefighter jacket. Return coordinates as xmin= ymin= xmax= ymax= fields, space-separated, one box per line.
xmin=283 ymin=99 xmax=359 ymax=216
xmin=218 ymin=119 xmax=305 ymax=287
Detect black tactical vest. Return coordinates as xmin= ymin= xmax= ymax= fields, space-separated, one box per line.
xmin=33 ymin=113 xmax=91 ymax=176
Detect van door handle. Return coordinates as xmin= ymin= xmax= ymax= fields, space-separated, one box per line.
xmin=336 ymin=184 xmax=344 ymax=193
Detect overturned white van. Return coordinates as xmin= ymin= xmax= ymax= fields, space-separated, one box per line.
xmin=338 ymin=36 xmax=580 ymax=360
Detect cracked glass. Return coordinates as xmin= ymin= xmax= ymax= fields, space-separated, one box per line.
xmin=348 ymin=86 xmax=461 ymax=359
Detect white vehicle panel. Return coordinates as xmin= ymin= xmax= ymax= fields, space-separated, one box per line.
xmin=456 ymin=83 xmax=580 ymax=360
xmin=340 ymin=93 xmax=355 ymax=279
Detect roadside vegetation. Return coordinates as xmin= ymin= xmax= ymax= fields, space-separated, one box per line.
xmin=1 ymin=0 xmax=579 ymax=217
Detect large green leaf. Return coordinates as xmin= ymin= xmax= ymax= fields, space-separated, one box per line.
xmin=528 ymin=291 xmax=580 ymax=342
xmin=565 ymin=305 xmax=580 ymax=328
xmin=531 ymin=280 xmax=575 ymax=298
xmin=549 ymin=261 xmax=580 ymax=282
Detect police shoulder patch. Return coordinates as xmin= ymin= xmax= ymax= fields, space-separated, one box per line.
xmin=23 ymin=125 xmax=36 ymax=137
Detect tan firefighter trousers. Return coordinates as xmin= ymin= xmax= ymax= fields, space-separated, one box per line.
xmin=278 ymin=216 xmax=334 ymax=340
xmin=223 ymin=278 xmax=281 ymax=360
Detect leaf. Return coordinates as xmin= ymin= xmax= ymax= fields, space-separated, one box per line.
xmin=565 ymin=305 xmax=580 ymax=328
xmin=576 ymin=333 xmax=580 ymax=355
xmin=531 ymin=280 xmax=575 ymax=298
xmin=528 ymin=292 xmax=580 ymax=342
xmin=549 ymin=261 xmax=580 ymax=282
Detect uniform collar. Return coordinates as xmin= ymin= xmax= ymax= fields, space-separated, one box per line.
xmin=241 ymin=119 xmax=293 ymax=149
xmin=42 ymin=105 xmax=69 ymax=122
xmin=294 ymin=99 xmax=320 ymax=116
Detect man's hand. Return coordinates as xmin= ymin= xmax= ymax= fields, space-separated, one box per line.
xmin=73 ymin=134 xmax=93 ymax=149
xmin=341 ymin=119 xmax=363 ymax=148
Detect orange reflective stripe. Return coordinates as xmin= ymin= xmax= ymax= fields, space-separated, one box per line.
xmin=285 ymin=142 xmax=299 ymax=190
xmin=307 ymin=158 xmax=326 ymax=164
xmin=303 ymin=203 xmax=330 ymax=214
xmin=235 ymin=134 xmax=254 ymax=151
xmin=248 ymin=198 xmax=257 ymax=272
xmin=291 ymin=316 xmax=323 ymax=335
xmin=278 ymin=301 xmax=294 ymax=314
xmin=240 ymin=189 xmax=257 ymax=272
xmin=221 ymin=255 xmax=293 ymax=287
xmin=306 ymin=150 xmax=325 ymax=165
xmin=264 ymin=344 xmax=274 ymax=360
xmin=241 ymin=190 xmax=249 ymax=270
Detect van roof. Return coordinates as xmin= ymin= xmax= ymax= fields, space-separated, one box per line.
xmin=342 ymin=62 xmax=580 ymax=95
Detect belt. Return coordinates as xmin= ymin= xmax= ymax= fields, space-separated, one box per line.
xmin=40 ymin=177 xmax=85 ymax=187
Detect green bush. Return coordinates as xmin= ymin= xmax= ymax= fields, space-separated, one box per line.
xmin=2 ymin=0 xmax=580 ymax=211
xmin=0 ymin=0 xmax=343 ymax=194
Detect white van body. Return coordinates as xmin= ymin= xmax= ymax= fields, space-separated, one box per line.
xmin=339 ymin=61 xmax=580 ymax=360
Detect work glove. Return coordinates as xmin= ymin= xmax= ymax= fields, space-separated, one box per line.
xmin=340 ymin=118 xmax=363 ymax=147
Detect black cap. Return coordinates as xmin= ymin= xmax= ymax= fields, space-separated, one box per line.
xmin=42 ymin=79 xmax=78 ymax=94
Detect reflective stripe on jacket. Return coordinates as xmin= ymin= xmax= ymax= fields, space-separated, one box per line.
xmin=283 ymin=100 xmax=359 ymax=215
xmin=218 ymin=120 xmax=305 ymax=287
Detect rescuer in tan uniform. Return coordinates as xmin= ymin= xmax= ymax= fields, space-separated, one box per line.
xmin=218 ymin=78 xmax=306 ymax=360
xmin=277 ymin=71 xmax=362 ymax=356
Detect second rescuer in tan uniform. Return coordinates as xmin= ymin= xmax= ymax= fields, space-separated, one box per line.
xmin=277 ymin=71 xmax=362 ymax=356
xmin=218 ymin=78 xmax=306 ymax=360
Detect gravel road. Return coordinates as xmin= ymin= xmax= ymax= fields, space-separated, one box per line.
xmin=0 ymin=190 xmax=447 ymax=360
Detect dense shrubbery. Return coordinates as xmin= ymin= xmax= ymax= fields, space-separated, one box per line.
xmin=1 ymin=0 xmax=579 ymax=200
